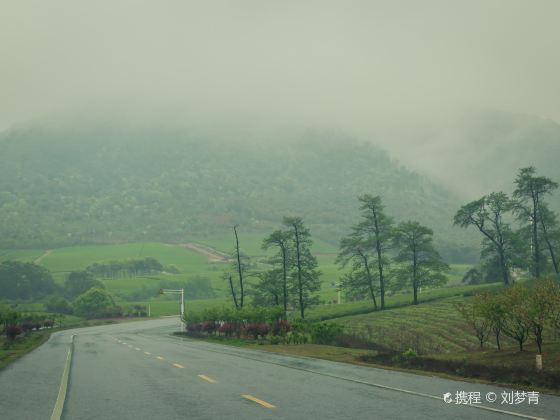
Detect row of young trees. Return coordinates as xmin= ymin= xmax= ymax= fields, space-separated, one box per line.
xmin=86 ymin=257 xmax=167 ymax=278
xmin=455 ymin=166 xmax=559 ymax=284
xmin=457 ymin=278 xmax=560 ymax=353
xmin=226 ymin=217 xmax=321 ymax=319
xmin=337 ymin=195 xmax=448 ymax=309
xmin=226 ymin=198 xmax=449 ymax=318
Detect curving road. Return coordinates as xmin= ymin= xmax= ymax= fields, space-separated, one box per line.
xmin=1 ymin=318 xmax=559 ymax=420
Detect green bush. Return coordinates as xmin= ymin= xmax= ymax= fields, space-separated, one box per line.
xmin=402 ymin=347 xmax=417 ymax=358
xmin=73 ymin=288 xmax=117 ymax=319
xmin=310 ymin=322 xmax=343 ymax=345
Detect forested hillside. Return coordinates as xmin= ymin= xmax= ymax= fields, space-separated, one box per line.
xmin=0 ymin=124 xmax=476 ymax=260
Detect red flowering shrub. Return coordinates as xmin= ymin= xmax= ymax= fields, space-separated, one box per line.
xmin=6 ymin=326 xmax=22 ymax=341
xmin=246 ymin=323 xmax=269 ymax=339
xmin=201 ymin=321 xmax=217 ymax=334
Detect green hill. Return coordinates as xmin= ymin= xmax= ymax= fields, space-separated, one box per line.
xmin=0 ymin=123 xmax=476 ymax=261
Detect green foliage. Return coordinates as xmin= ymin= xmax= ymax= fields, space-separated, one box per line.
xmin=309 ymin=322 xmax=343 ymax=345
xmin=45 ymin=296 xmax=73 ymax=315
xmin=393 ymin=221 xmax=449 ymax=304
xmin=64 ymin=271 xmax=105 ymax=299
xmin=402 ymin=348 xmax=417 ymax=358
xmin=0 ymin=261 xmax=55 ymax=300
xmin=72 ymin=288 xmax=118 ymax=319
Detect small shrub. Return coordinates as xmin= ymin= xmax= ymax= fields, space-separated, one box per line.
xmin=6 ymin=326 xmax=22 ymax=341
xmin=269 ymin=336 xmax=282 ymax=345
xmin=246 ymin=323 xmax=269 ymax=340
xmin=310 ymin=322 xmax=343 ymax=345
xmin=402 ymin=348 xmax=417 ymax=358
xmin=217 ymin=322 xmax=238 ymax=337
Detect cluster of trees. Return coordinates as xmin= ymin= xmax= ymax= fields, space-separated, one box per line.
xmin=227 ymin=200 xmax=449 ymax=318
xmin=337 ymin=195 xmax=448 ymax=309
xmin=86 ymin=257 xmax=166 ymax=278
xmin=226 ymin=217 xmax=321 ymax=319
xmin=457 ymin=278 xmax=560 ymax=354
xmin=455 ymin=167 xmax=559 ymax=284
xmin=0 ymin=261 xmax=147 ymax=319
xmin=0 ymin=261 xmax=55 ymax=300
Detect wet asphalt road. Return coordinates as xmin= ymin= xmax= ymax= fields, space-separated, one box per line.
xmin=1 ymin=318 xmax=559 ymax=420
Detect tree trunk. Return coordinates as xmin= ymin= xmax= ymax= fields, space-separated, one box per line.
xmin=362 ymin=254 xmax=377 ymax=310
xmin=412 ymin=249 xmax=418 ymax=305
xmin=532 ymin=194 xmax=540 ymax=278
xmin=540 ymin=218 xmax=560 ymax=275
xmin=234 ymin=226 xmax=244 ymax=308
xmin=281 ymin=245 xmax=288 ymax=318
xmin=496 ymin=330 xmax=501 ymax=350
xmin=228 ymin=274 xmax=239 ymax=309
xmin=294 ymin=224 xmax=305 ymax=319
xmin=498 ymin=249 xmax=510 ymax=285
xmin=371 ymin=208 xmax=385 ymax=310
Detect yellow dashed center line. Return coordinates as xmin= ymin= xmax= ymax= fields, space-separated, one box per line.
xmin=144 ymin=352 xmax=151 ymax=355
xmin=156 ymin=356 xmax=165 ymax=361
xmin=197 ymin=374 xmax=217 ymax=384
xmin=173 ymin=363 xmax=185 ymax=369
xmin=242 ymin=395 xmax=275 ymax=409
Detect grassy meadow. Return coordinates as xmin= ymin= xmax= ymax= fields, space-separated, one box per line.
xmin=1 ymin=237 xmax=473 ymax=321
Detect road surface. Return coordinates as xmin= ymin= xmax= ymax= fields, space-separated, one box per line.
xmin=1 ymin=318 xmax=559 ymax=419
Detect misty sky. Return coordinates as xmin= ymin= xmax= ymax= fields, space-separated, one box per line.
xmin=1 ymin=1 xmax=559 ymax=142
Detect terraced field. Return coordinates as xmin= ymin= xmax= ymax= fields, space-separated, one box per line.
xmin=334 ymin=295 xmax=499 ymax=354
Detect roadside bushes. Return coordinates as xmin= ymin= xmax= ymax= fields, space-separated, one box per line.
xmin=1 ymin=309 xmax=55 ymax=344
xmin=184 ymin=306 xmax=347 ymax=346
xmin=456 ymin=278 xmax=560 ymax=353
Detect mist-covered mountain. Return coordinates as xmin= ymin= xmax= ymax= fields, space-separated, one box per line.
xmin=0 ymin=123 xmax=477 ymax=261
xmin=393 ymin=111 xmax=560 ymax=207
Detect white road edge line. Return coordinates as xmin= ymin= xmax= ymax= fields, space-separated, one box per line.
xmin=50 ymin=334 xmax=75 ymax=420
xmin=170 ymin=336 xmax=546 ymax=420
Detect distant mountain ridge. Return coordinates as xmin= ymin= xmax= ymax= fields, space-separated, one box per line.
xmin=392 ymin=111 xmax=560 ymax=207
xmin=0 ymin=123 xmax=477 ymax=261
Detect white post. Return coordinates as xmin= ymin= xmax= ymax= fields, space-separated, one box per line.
xmin=337 ymin=289 xmax=341 ymax=305
xmin=536 ymin=354 xmax=543 ymax=371
xmin=180 ymin=288 xmax=185 ymax=330
xmin=148 ymin=303 xmax=151 ymax=318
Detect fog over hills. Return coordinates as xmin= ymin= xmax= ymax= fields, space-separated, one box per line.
xmin=0 ymin=122 xmax=479 ymax=261
xmin=385 ymin=111 xmax=560 ymax=206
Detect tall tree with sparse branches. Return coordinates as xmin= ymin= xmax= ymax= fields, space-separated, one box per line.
xmin=283 ymin=217 xmax=321 ymax=319
xmin=354 ymin=195 xmax=393 ymax=309
xmin=262 ymin=229 xmax=292 ymax=317
xmin=513 ymin=166 xmax=558 ymax=278
xmin=454 ymin=192 xmax=517 ymax=285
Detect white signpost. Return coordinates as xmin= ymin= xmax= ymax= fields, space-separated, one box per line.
xmin=159 ymin=288 xmax=185 ymax=330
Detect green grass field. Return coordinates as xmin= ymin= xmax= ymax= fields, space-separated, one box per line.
xmin=1 ymin=239 xmax=475 ymax=318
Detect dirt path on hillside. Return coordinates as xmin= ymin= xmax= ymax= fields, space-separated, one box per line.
xmin=178 ymin=243 xmax=232 ymax=263
xmin=34 ymin=249 xmax=52 ymax=265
